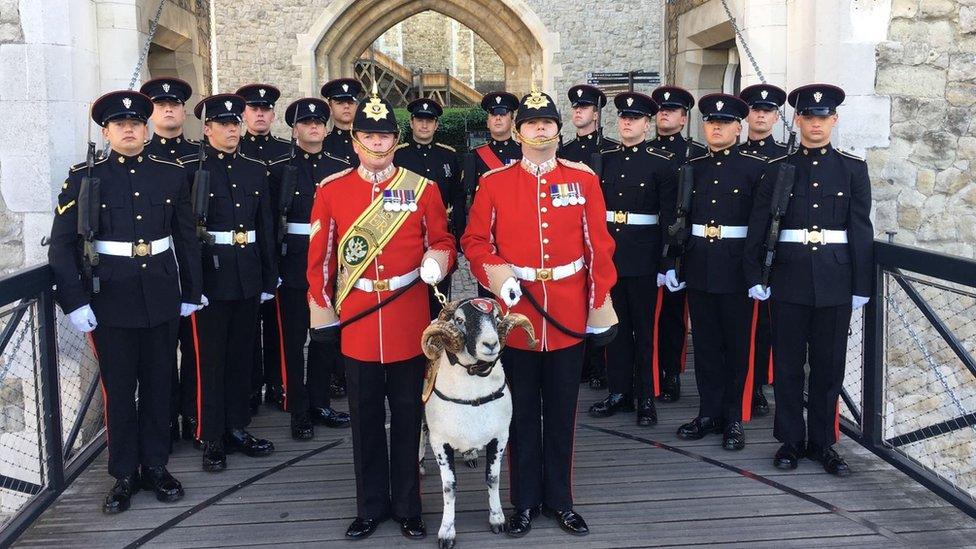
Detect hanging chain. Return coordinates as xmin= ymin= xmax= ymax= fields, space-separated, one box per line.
xmin=127 ymin=0 xmax=167 ymax=90
xmin=719 ymin=0 xmax=794 ymax=133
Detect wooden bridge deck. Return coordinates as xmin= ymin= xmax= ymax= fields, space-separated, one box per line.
xmin=14 ymin=359 xmax=976 ymax=548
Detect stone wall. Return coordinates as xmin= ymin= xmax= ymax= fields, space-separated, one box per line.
xmin=0 ymin=0 xmax=24 ymax=272
xmin=872 ymin=0 xmax=976 ymax=258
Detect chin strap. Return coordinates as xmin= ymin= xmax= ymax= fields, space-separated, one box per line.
xmin=513 ymin=127 xmax=560 ymax=147
xmin=351 ymin=134 xmax=398 ymax=160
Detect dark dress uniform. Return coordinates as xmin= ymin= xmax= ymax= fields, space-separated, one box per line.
xmin=236 ymin=83 xmax=290 ymax=410
xmin=144 ymin=133 xmax=197 ymax=161
xmin=178 ymin=94 xmax=278 ymax=469
xmin=49 ymin=91 xmax=202 ymax=510
xmin=743 ymin=84 xmax=874 ymax=473
xmin=670 ymin=94 xmax=767 ymax=450
xmin=739 ymin=83 xmax=789 ymax=408
xmin=472 ymin=91 xmax=522 ymax=186
xmin=649 ymin=87 xmax=708 ymax=401
xmin=589 ymin=92 xmax=678 ymax=426
xmin=321 ymin=78 xmax=362 ymax=167
xmin=558 ymin=130 xmax=619 ymax=168
xmin=268 ymin=97 xmax=352 ymax=438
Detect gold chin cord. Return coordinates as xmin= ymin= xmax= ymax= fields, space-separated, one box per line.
xmin=351 ymin=134 xmax=397 ymax=160
xmin=513 ymin=127 xmax=560 ymax=147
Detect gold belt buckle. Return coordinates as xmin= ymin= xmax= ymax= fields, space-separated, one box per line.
xmin=806 ymin=230 xmax=822 ymax=244
xmin=705 ymin=225 xmax=722 ymax=239
xmin=234 ymin=231 xmax=248 ymax=245
xmin=614 ymin=211 xmax=628 ymax=224
xmin=373 ymin=279 xmax=390 ymax=292
xmin=536 ymin=268 xmax=553 ymax=281
xmin=133 ymin=242 xmax=150 ymax=257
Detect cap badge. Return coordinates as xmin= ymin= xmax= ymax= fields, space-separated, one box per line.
xmin=224 ymin=100 xmax=233 ymax=111
xmin=308 ymin=103 xmax=316 ymax=112
xmin=524 ymin=87 xmax=550 ymax=110
xmin=576 ymin=89 xmax=583 ymax=97
xmin=663 ymin=92 xmax=671 ymax=101
xmin=122 ymin=97 xmax=132 ymax=109
xmin=364 ymin=96 xmax=389 ymax=121
xmin=342 ymin=83 xmax=349 ymax=93
xmin=716 ymin=100 xmax=724 ymax=111
xmin=162 ymin=83 xmax=171 ymax=93
xmin=813 ymin=91 xmax=823 ymax=103
xmin=422 ymin=102 xmax=428 ymax=110
xmin=259 ymin=89 xmax=266 ymax=97
xmin=760 ymin=89 xmax=768 ymax=100
xmin=495 ymin=96 xmax=502 ymax=104
xmin=626 ymin=97 xmax=634 ymax=107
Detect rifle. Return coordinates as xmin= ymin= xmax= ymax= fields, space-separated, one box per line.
xmin=77 ymin=111 xmax=101 ymax=294
xmin=662 ymin=163 xmax=694 ymax=278
xmin=277 ymin=136 xmax=300 ymax=256
xmin=192 ymin=103 xmax=216 ymax=265
xmin=760 ymin=131 xmax=798 ymax=287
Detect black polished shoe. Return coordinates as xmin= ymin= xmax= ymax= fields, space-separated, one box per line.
xmin=249 ymin=390 xmax=262 ymax=416
xmin=224 ymin=429 xmax=275 ymax=457
xmin=657 ymin=373 xmax=681 ymax=402
xmin=588 ymin=393 xmax=634 ymax=418
xmin=398 ymin=516 xmax=427 ymax=539
xmin=636 ymin=398 xmax=658 ymax=426
xmin=103 ymin=473 xmax=139 ymax=514
xmin=807 ymin=444 xmax=851 ymax=477
xmin=202 ymin=440 xmax=227 ymax=472
xmin=264 ymin=384 xmax=284 ymax=408
xmin=309 ymin=406 xmax=351 ymax=428
xmin=752 ymin=386 xmax=770 ymax=416
xmin=140 ymin=465 xmax=184 ymax=502
xmin=676 ymin=416 xmax=725 ymax=440
xmin=722 ymin=421 xmax=745 ymax=451
xmin=588 ymin=376 xmax=606 ymax=391
xmin=773 ymin=442 xmax=804 ymax=470
xmin=505 ymin=505 xmax=541 ymax=538
xmin=346 ymin=517 xmax=382 ymax=539
xmin=543 ymin=508 xmax=589 ymax=536
xmin=290 ymin=413 xmax=314 ymax=440
xmin=181 ymin=416 xmax=198 ymax=442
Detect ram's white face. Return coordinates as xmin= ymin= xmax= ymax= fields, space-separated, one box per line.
xmin=450 ymin=298 xmax=503 ymax=373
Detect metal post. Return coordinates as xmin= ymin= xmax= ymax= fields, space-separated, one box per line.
xmin=861 ymin=242 xmax=885 ymax=446
xmin=37 ymin=290 xmax=65 ymax=491
xmin=445 ymin=68 xmax=452 ymax=108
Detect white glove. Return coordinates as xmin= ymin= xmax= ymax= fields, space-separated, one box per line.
xmin=200 ymin=294 xmax=210 ymax=308
xmin=748 ymin=284 xmax=771 ymax=301
xmin=852 ymin=295 xmax=870 ymax=310
xmin=260 ymin=292 xmax=275 ymax=303
xmin=665 ymin=269 xmax=686 ymax=292
xmin=500 ymin=277 xmax=522 ymax=307
xmin=656 ymin=272 xmax=666 ymax=287
xmin=180 ymin=303 xmax=201 ymax=317
xmin=420 ymin=257 xmax=442 ymax=284
xmin=586 ymin=325 xmax=610 ymax=335
xmin=68 ymin=305 xmax=97 ymax=333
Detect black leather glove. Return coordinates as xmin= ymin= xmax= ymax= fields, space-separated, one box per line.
xmin=586 ymin=324 xmax=618 ymax=347
xmin=309 ymin=324 xmax=339 ymax=344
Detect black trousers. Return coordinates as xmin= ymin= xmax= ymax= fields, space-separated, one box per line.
xmin=177 ymin=317 xmax=196 ymax=421
xmin=770 ymin=300 xmax=852 ymax=447
xmin=251 ymin=298 xmax=282 ymax=393
xmin=753 ymin=300 xmax=773 ymax=387
xmin=192 ymin=297 xmax=259 ymax=441
xmin=345 ymin=354 xmax=425 ymax=520
xmin=277 ymin=286 xmax=336 ymax=413
xmin=91 ymin=319 xmax=178 ymax=478
xmin=687 ymin=290 xmax=752 ymax=422
xmin=657 ymin=286 xmax=689 ymax=379
xmin=503 ymin=343 xmax=583 ymax=511
xmin=606 ymin=275 xmax=656 ymax=399
xmin=580 ymin=341 xmax=606 ymax=382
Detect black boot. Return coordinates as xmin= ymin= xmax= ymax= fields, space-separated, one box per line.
xmin=291 ymin=412 xmax=314 ymax=440
xmin=722 ymin=421 xmax=745 ymax=450
xmin=543 ymin=507 xmax=589 ymax=536
xmin=636 ymin=398 xmax=658 ymax=426
xmin=202 ymin=440 xmax=227 ymax=472
xmin=102 ymin=473 xmax=139 ymax=514
xmin=224 ymin=429 xmax=275 ymax=457
xmin=346 ymin=517 xmax=383 ymax=539
xmin=140 ymin=465 xmax=184 ymax=502
xmin=397 ymin=516 xmax=427 ymax=539
xmin=676 ymin=416 xmax=725 ymax=439
xmin=588 ymin=393 xmax=634 ymax=418
xmin=807 ymin=444 xmax=851 ymax=477
xmin=309 ymin=406 xmax=351 ymax=428
xmin=505 ymin=505 xmax=541 ymax=538
xmin=658 ymin=373 xmax=681 ymax=402
xmin=752 ymin=386 xmax=770 ymax=416
xmin=773 ymin=442 xmax=804 ymax=470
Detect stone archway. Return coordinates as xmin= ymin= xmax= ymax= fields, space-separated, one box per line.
xmin=293 ymin=0 xmax=558 ymax=96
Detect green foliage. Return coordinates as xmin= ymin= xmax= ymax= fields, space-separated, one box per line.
xmin=393 ymin=107 xmax=486 ymax=152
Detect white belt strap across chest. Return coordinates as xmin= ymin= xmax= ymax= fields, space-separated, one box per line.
xmin=512 ymin=257 xmax=584 ymax=282
xmin=606 ymin=211 xmax=659 ymax=225
xmin=207 ymin=229 xmax=257 ymax=245
xmin=353 ymin=268 xmax=420 ymax=292
xmin=691 ymin=224 xmax=748 ymax=239
xmin=286 ymin=222 xmax=311 ymax=235
xmin=779 ymin=228 xmax=848 ymax=245
xmin=94 ymin=236 xmax=171 ymax=257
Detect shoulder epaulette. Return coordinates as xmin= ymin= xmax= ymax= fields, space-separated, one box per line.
xmin=601 ymin=145 xmax=622 ymax=154
xmin=69 ymin=157 xmax=107 ymax=173
xmin=557 ymin=158 xmax=595 ymax=175
xmin=562 ymin=137 xmax=578 ymax=147
xmin=481 ymin=162 xmax=517 ymax=178
xmin=767 ymin=154 xmax=789 ymax=163
xmin=687 ymin=153 xmax=710 ymax=163
xmin=772 ymin=141 xmax=787 ymax=149
xmin=434 ymin=142 xmax=456 ymax=153
xmin=272 ymin=135 xmax=291 ymax=145
xmin=323 ymin=150 xmax=350 ymax=164
xmin=646 ymin=146 xmax=675 ymax=160
xmin=185 ymin=137 xmax=200 ymax=145
xmin=148 ymin=154 xmax=184 ymax=168
xmin=472 ymin=142 xmax=489 ymax=149
xmin=602 ymin=136 xmax=621 ymax=145
xmin=395 ymin=143 xmax=409 ymax=151
xmin=739 ymin=150 xmax=768 ymax=161
xmin=238 ymin=152 xmax=267 ymax=165
xmin=837 ymin=149 xmax=864 ymax=162
xmin=318 ymin=167 xmax=353 ymax=187
xmin=177 ymin=153 xmax=199 ymax=165
xmin=268 ymin=154 xmax=291 ymax=166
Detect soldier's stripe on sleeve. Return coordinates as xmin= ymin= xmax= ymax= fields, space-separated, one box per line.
xmin=56 ymin=200 xmax=76 ymax=215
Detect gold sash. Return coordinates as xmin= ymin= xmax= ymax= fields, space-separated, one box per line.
xmin=334 ymin=168 xmax=430 ymax=313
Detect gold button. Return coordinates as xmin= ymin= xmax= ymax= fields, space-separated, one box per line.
xmin=812 ymin=246 xmax=818 ymax=251
xmin=295 ymin=191 xmax=300 ymax=195
xmin=130 ymin=169 xmax=135 ymax=174
xmin=621 ymin=174 xmax=625 ymax=178
xmin=254 ymin=191 xmax=259 ymax=195
xmin=733 ymin=189 xmax=739 ymax=193
xmin=101 ymin=204 xmax=106 ymax=208
xmin=541 ymin=207 xmax=548 ymax=213
xmin=138 ymin=239 xmax=145 ymax=243
xmin=813 ymin=203 xmax=819 ymax=208
xmin=134 ymin=192 xmax=140 ymax=197
xmin=813 ymin=225 xmax=819 ymax=229
xmin=542 ymin=222 xmax=549 ymax=228
xmin=625 ymin=157 xmax=629 ymax=161
xmin=837 ymin=192 xmax=844 ymax=196
xmin=543 ymin=238 xmax=550 ymax=244
xmin=540 ymin=193 xmax=546 ymax=198
xmin=541 ymin=179 xmax=547 ymax=184
xmin=236 ymin=203 xmax=241 ymax=207
xmin=141 ymin=263 xmax=147 ymax=268
xmin=136 ymin=214 xmax=142 ymax=220
xmin=209 ymin=193 xmax=214 ymax=197
xmin=543 ymin=254 xmax=550 ymax=260
xmin=615 ymin=228 xmax=620 ymax=232
xmin=618 ymin=192 xmax=623 ymax=196
xmin=165 ymin=199 xmax=171 ymax=204
xmin=640 ymin=183 xmax=645 ymax=187
xmin=232 ymin=184 xmax=237 ymax=188
xmin=716 ymin=162 xmax=722 ymax=166
xmin=813 ymin=182 xmax=819 ymax=187
xmin=711 ymin=199 xmax=717 ymax=204
xmin=714 ymin=180 xmax=719 ymax=184
xmin=813 ymin=161 xmax=818 ymax=165
xmin=378 ymin=265 xmax=385 ymax=271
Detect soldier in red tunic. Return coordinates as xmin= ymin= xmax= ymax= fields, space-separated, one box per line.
xmin=306 ymin=88 xmax=456 ymax=541
xmin=462 ymin=88 xmax=618 ymax=538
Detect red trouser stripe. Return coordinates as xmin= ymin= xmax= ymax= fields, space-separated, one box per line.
xmin=679 ymin=296 xmax=690 ymax=373
xmin=274 ymin=292 xmax=289 ymax=411
xmin=650 ymin=286 xmax=664 ymax=397
xmin=767 ymin=301 xmax=775 ymax=384
xmin=834 ymin=399 xmax=841 ymax=443
xmin=742 ymin=299 xmax=760 ymax=423
xmin=190 ymin=313 xmax=204 ymax=440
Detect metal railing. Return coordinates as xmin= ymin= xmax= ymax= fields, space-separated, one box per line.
xmin=0 ymin=265 xmax=106 ymax=545
xmin=841 ymin=239 xmax=976 ymax=519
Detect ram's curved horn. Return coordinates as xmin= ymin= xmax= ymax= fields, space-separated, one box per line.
xmin=421 ymin=321 xmax=465 ymax=360
xmin=436 ymin=299 xmax=461 ymax=322
xmin=498 ymin=313 xmax=537 ymax=350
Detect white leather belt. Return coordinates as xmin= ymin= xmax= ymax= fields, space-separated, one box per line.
xmin=286 ymin=223 xmax=311 ymax=235
xmin=691 ymin=224 xmax=748 ymax=239
xmin=94 ymin=237 xmax=171 ymax=257
xmin=512 ymin=257 xmax=584 ymax=282
xmin=208 ymin=229 xmax=257 ymax=245
xmin=606 ymin=211 xmax=659 ymax=225
xmin=779 ymin=229 xmax=848 ymax=245
xmin=353 ymin=268 xmax=420 ymax=292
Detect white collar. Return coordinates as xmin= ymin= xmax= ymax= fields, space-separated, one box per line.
xmin=357 ymin=164 xmax=396 ymax=183
xmin=520 ymin=156 xmax=557 ymax=176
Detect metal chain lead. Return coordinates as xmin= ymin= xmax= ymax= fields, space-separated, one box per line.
xmin=719 ymin=0 xmax=794 ymax=133
xmin=127 ymin=0 xmax=167 ymax=90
